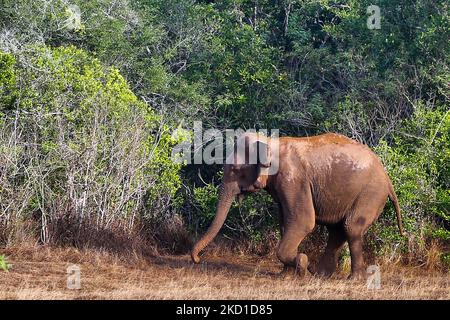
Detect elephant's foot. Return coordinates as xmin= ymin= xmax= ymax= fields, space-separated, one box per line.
xmin=276 ymin=254 xmax=309 ymax=279
xmin=295 ymin=253 xmax=309 ymax=278
xmin=276 ymin=265 xmax=295 ymax=279
xmin=314 ymin=259 xmax=337 ymax=278
xmin=348 ymin=269 xmax=366 ymax=281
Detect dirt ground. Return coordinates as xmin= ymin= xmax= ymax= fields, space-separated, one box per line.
xmin=0 ymin=245 xmax=448 ymax=300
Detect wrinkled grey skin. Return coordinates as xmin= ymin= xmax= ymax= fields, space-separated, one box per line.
xmin=191 ymin=133 xmax=403 ymax=279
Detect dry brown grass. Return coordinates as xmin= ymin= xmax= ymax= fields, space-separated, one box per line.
xmin=0 ymin=245 xmax=448 ymax=300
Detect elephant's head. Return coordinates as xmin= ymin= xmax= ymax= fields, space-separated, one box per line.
xmin=191 ymin=133 xmax=276 ymax=263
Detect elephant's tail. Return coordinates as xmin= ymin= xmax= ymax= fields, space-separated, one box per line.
xmin=387 ymin=180 xmax=404 ymax=236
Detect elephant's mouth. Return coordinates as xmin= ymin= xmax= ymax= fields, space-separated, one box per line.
xmin=241 ymin=187 xmax=255 ymax=193
xmin=240 ymin=184 xmax=263 ymax=193
xmin=239 ymin=190 xmax=253 ymax=196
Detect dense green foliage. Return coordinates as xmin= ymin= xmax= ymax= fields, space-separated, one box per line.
xmin=0 ymin=46 xmax=181 ymax=245
xmin=0 ymin=0 xmax=448 ymax=264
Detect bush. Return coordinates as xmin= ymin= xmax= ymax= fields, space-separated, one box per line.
xmin=0 ymin=52 xmax=16 ymax=109
xmin=0 ymin=46 xmax=182 ymax=249
xmin=373 ymin=104 xmax=449 ymax=263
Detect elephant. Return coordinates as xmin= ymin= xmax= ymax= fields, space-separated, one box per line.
xmin=191 ymin=132 xmax=403 ymax=279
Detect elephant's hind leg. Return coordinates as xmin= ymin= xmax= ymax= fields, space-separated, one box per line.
xmin=315 ymin=224 xmax=346 ymax=277
xmin=346 ymin=233 xmax=365 ymax=280
xmin=344 ymin=192 xmax=385 ymax=280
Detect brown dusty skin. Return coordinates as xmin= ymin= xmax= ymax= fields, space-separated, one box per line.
xmin=192 ymin=132 xmax=405 ymax=279
xmin=0 ymin=246 xmax=448 ymax=300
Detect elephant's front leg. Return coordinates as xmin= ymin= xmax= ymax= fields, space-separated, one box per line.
xmin=276 ymin=188 xmax=315 ymax=277
xmin=277 ymin=228 xmax=312 ymax=277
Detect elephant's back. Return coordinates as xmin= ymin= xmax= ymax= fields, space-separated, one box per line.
xmin=282 ymin=133 xmax=381 ymax=171
xmin=286 ymin=133 xmax=390 ymax=223
xmin=280 ymin=132 xmax=359 ymax=146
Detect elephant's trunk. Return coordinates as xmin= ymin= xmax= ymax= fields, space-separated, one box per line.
xmin=191 ymin=184 xmax=236 ymax=263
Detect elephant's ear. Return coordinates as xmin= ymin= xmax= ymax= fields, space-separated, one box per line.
xmin=232 ymin=134 xmax=271 ymax=168
xmin=253 ymin=140 xmax=271 ymax=168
